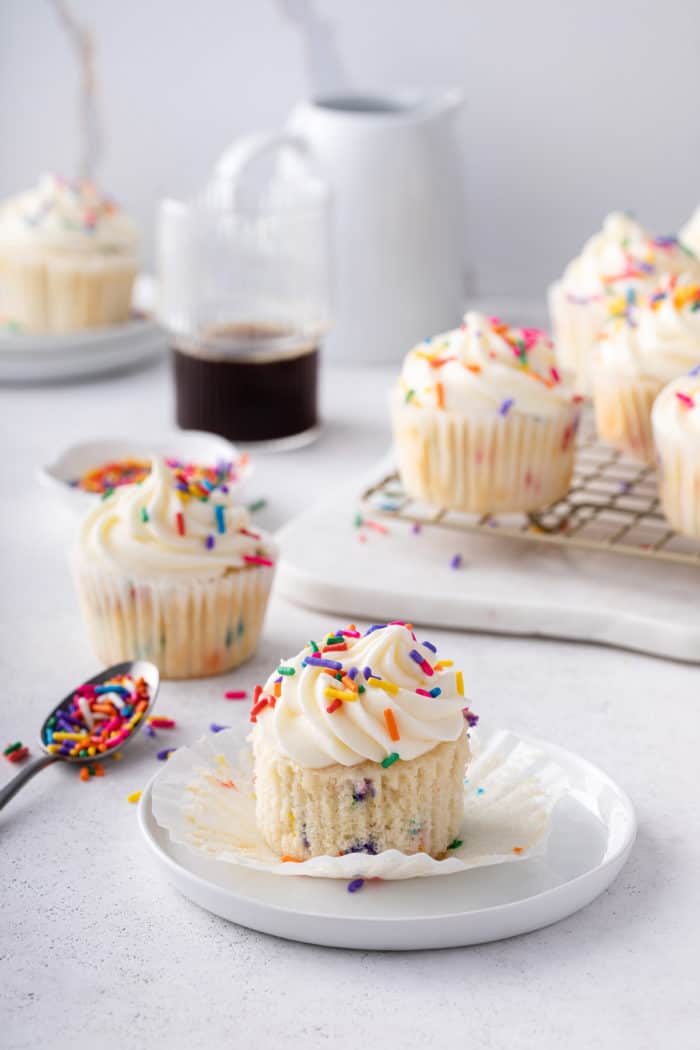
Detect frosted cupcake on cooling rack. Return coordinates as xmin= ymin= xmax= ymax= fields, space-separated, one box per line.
xmin=593 ymin=275 xmax=700 ymax=463
xmin=73 ymin=456 xmax=275 ymax=679
xmin=652 ymin=368 xmax=700 ymax=539
xmin=390 ymin=311 xmax=581 ymax=514
xmin=0 ymin=174 xmax=139 ymax=333
xmin=549 ymin=213 xmax=699 ymax=393
xmin=250 ymin=622 xmax=477 ymax=859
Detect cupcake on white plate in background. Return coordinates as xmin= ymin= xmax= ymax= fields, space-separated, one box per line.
xmin=390 ymin=311 xmax=581 ymax=514
xmin=548 ymin=213 xmax=700 ymax=394
xmin=652 ymin=368 xmax=700 ymax=539
xmin=251 ymin=622 xmax=476 ymax=860
xmin=592 ymin=275 xmax=700 ymax=463
xmin=73 ymin=457 xmax=276 ymax=679
xmin=0 ymin=174 xmax=139 ymax=333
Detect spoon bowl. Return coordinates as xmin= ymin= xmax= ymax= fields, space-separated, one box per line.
xmin=0 ymin=659 xmax=160 ymax=810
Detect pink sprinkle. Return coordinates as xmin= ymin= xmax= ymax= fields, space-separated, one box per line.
xmin=339 ymin=630 xmax=361 ymax=638
xmin=550 ymin=365 xmax=561 ymax=383
xmin=242 ymin=555 xmax=274 ymax=567
xmin=416 ymin=688 xmax=432 ymax=697
xmin=224 ymin=690 xmax=247 ymax=700
xmin=421 ymin=659 xmax=434 ymax=677
xmin=676 ymin=392 xmax=695 ymax=409
xmin=364 ymin=519 xmax=389 ymax=535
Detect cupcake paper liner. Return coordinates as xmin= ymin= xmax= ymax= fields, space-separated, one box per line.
xmin=391 ymin=398 xmax=579 ymax=514
xmin=0 ymin=250 xmax=136 ymax=333
xmin=592 ymin=369 xmax=662 ymax=464
xmin=150 ymin=729 xmax=569 ymax=880
xmin=74 ymin=561 xmax=275 ymax=679
xmin=548 ymin=280 xmax=607 ymax=396
xmin=654 ymin=438 xmax=700 ymax=539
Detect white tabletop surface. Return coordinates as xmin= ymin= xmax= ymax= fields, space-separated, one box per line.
xmin=1 ymin=355 xmax=698 ymax=1050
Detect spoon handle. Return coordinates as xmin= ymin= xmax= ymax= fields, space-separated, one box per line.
xmin=0 ymin=754 xmax=60 ymax=811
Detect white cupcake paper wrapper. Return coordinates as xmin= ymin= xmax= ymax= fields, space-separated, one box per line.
xmin=150 ymin=729 xmax=569 ymax=880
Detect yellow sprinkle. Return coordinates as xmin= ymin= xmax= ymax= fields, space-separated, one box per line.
xmin=51 ymin=732 xmax=88 ymax=742
xmin=127 ymin=791 xmax=142 ymax=804
xmin=455 ymin=671 xmax=464 ymax=696
xmin=435 ymin=660 xmax=454 ymax=669
xmin=324 ymin=689 xmax=358 ymax=702
xmin=112 ymin=752 xmax=123 ymax=761
xmin=46 ymin=744 xmax=61 ymax=754
xmin=368 ymin=677 xmax=399 ymax=694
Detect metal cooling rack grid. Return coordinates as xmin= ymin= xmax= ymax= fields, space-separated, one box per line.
xmin=360 ymin=416 xmax=700 ymax=567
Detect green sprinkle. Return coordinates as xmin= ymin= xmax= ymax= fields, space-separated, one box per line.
xmin=353 ymin=513 xmax=364 ymax=528
xmin=277 ymin=666 xmax=295 ymax=676
xmin=309 ymin=640 xmax=319 ymax=653
xmin=326 ymin=635 xmax=344 ymax=644
xmin=381 ymin=752 xmax=400 ymax=769
xmin=225 ymin=627 xmax=234 ymax=647
xmin=102 ymin=487 xmax=114 ymax=500
xmin=140 ymin=507 xmax=149 ymax=523
xmin=405 ymin=388 xmax=415 ymax=404
xmin=3 ymin=741 xmax=21 ymax=755
xmin=447 ymin=838 xmax=463 ymax=850
xmin=247 ymin=499 xmax=267 ymax=513
xmin=358 ymin=685 xmax=366 ymax=693
xmin=79 ymin=749 xmax=88 ymax=757
xmin=47 ymin=716 xmax=56 ymax=728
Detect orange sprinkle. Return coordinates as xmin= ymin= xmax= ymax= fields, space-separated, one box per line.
xmin=465 ymin=362 xmax=482 ymax=374
xmin=383 ymin=708 xmax=400 ymax=742
xmin=273 ymin=681 xmax=281 ymax=698
xmin=79 ymin=767 xmax=90 ymax=781
xmin=94 ymin=764 xmax=105 ymax=777
xmin=435 ymin=382 xmax=445 ymax=409
xmin=281 ymin=855 xmax=302 ymax=863
xmin=512 ymin=846 xmax=524 ymax=855
xmin=341 ymin=675 xmax=358 ymax=693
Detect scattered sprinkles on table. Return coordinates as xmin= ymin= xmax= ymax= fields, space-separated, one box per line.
xmin=4 ymin=741 xmax=29 ymax=763
xmin=41 ymin=673 xmax=151 ymax=760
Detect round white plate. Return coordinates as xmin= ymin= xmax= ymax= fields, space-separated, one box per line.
xmin=37 ymin=430 xmax=249 ymax=513
xmin=138 ymin=736 xmax=636 ymax=950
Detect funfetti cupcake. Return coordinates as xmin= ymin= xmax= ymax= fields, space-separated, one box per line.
xmin=390 ymin=311 xmax=581 ymax=514
xmin=652 ymin=369 xmax=700 ymax=539
xmin=593 ymin=275 xmax=700 ymax=463
xmin=549 ymin=213 xmax=700 ymax=394
xmin=74 ymin=457 xmax=276 ymax=679
xmin=250 ymin=622 xmax=477 ymax=860
xmin=0 ymin=174 xmax=139 ymax=333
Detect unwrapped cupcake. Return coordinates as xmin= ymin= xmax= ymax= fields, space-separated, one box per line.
xmin=74 ymin=457 xmax=276 ymax=679
xmin=549 ymin=213 xmax=700 ymax=394
xmin=250 ymin=622 xmax=477 ymax=859
xmin=652 ymin=368 xmax=700 ymax=539
xmin=0 ymin=174 xmax=139 ymax=333
xmin=593 ymin=276 xmax=700 ymax=463
xmin=390 ymin=311 xmax=581 ymax=514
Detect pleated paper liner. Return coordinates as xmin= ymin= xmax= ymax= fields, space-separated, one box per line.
xmin=151 ymin=729 xmax=569 ymax=880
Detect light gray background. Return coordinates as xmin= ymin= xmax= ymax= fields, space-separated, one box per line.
xmin=1 ymin=0 xmax=699 ymax=299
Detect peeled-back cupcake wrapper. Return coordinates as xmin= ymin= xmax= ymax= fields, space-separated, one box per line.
xmin=592 ymin=371 xmax=662 ymax=464
xmin=150 ymin=729 xmax=569 ymax=880
xmin=548 ymin=281 xmax=608 ymax=396
xmin=74 ymin=563 xmax=274 ymax=679
xmin=391 ymin=401 xmax=579 ymax=514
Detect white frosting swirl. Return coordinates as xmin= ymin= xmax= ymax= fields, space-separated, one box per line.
xmin=396 ymin=311 xmax=577 ymax=419
xmin=560 ymin=212 xmax=699 ymax=300
xmin=78 ymin=457 xmax=274 ymax=578
xmin=651 ymin=369 xmax=700 ymax=448
xmin=251 ymin=624 xmax=471 ymax=769
xmin=0 ymin=174 xmax=139 ymax=254
xmin=596 ymin=276 xmax=700 ymax=383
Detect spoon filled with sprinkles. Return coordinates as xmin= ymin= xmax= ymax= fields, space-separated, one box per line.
xmin=0 ymin=660 xmax=159 ymax=811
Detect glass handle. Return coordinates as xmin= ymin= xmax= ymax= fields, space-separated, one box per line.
xmin=214 ymin=131 xmax=308 ymax=183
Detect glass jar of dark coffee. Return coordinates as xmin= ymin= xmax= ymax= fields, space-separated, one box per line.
xmin=158 ymin=136 xmax=331 ymax=449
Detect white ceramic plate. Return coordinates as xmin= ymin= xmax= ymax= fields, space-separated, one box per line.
xmin=138 ymin=735 xmax=636 ymax=950
xmin=37 ymin=430 xmax=250 ymax=513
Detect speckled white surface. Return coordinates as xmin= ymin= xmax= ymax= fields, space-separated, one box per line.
xmin=1 ymin=357 xmax=698 ymax=1050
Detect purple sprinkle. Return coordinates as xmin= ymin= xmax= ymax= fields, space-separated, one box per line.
xmin=364 ymin=624 xmax=387 ymax=636
xmin=157 ymin=748 xmax=176 ymax=760
xmin=450 ymin=554 xmax=462 ymax=570
xmin=206 ymin=534 xmax=215 ymax=550
xmin=145 ymin=725 xmax=157 ymax=738
xmin=209 ymin=723 xmax=230 ymax=733
xmin=408 ymin=649 xmax=424 ymax=667
xmin=220 ymin=485 xmax=229 ymax=494
xmin=422 ymin=640 xmax=437 ymax=653
xmin=362 ymin=666 xmax=376 ymax=680
xmin=499 ymin=398 xmax=514 ymax=417
xmin=347 ymin=878 xmax=365 ymax=894
xmin=274 ymin=676 xmax=283 ymax=684
xmin=411 ymin=522 xmax=421 ymax=534
xmin=689 ymin=364 xmax=700 ymax=377
xmin=347 ymin=667 xmax=358 ymax=680
xmin=465 ymin=711 xmax=479 ymax=727
xmin=303 ymin=657 xmax=343 ymax=671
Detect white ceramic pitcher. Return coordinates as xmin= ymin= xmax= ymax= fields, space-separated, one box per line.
xmin=215 ymin=91 xmax=465 ymax=363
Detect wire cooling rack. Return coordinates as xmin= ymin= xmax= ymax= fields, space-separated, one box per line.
xmin=360 ymin=414 xmax=700 ymax=567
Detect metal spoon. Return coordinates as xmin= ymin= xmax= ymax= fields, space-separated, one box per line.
xmin=0 ymin=660 xmax=160 ymax=811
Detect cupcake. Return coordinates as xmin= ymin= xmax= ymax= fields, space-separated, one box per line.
xmin=0 ymin=174 xmax=139 ymax=333
xmin=680 ymin=205 xmax=700 ymax=258
xmin=250 ymin=622 xmax=476 ymax=859
xmin=593 ymin=276 xmax=700 ymax=463
xmin=652 ymin=368 xmax=700 ymax=539
xmin=390 ymin=311 xmax=581 ymax=514
xmin=549 ymin=213 xmax=700 ymax=394
xmin=74 ymin=457 xmax=275 ymax=679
